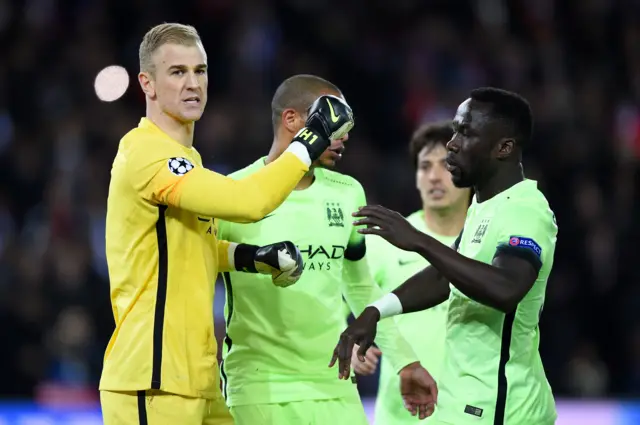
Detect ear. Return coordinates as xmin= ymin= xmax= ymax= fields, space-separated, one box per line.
xmin=496 ymin=138 xmax=515 ymax=160
xmin=281 ymin=108 xmax=302 ymax=134
xmin=138 ymin=72 xmax=156 ymax=99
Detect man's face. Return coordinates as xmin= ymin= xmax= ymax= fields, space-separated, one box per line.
xmin=145 ymin=43 xmax=208 ymax=123
xmin=416 ymin=144 xmax=470 ymax=211
xmin=446 ymin=98 xmax=494 ymax=188
xmin=294 ymin=90 xmax=348 ymax=169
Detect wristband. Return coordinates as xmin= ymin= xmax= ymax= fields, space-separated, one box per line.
xmin=368 ymin=293 xmax=403 ymax=319
xmin=285 ymin=141 xmax=312 ymax=167
xmin=234 ymin=243 xmax=259 ymax=273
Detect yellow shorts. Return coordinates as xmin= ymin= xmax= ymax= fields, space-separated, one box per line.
xmin=101 ymin=390 xmax=234 ymax=425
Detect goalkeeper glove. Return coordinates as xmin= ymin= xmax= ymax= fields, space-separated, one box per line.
xmin=231 ymin=242 xmax=303 ymax=287
xmin=290 ymin=95 xmax=355 ymax=161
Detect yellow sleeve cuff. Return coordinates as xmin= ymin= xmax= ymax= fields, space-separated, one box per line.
xmin=217 ymin=239 xmax=238 ymax=273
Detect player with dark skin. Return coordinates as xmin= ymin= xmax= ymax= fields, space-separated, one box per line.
xmin=329 ymin=88 xmax=540 ymax=411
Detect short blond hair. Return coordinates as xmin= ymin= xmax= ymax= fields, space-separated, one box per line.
xmin=139 ymin=23 xmax=202 ymax=74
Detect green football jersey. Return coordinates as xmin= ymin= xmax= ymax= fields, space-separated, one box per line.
xmin=367 ymin=210 xmax=456 ymax=424
xmin=218 ymin=158 xmax=416 ymax=407
xmin=433 ymin=179 xmax=557 ymax=425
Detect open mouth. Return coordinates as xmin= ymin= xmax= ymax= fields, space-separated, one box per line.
xmin=429 ymin=188 xmax=446 ymax=198
xmin=183 ymin=96 xmax=201 ymax=104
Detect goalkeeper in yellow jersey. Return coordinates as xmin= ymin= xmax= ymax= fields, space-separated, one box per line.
xmin=99 ymin=23 xmax=354 ymax=425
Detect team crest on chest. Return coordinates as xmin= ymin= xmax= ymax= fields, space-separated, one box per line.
xmin=325 ymin=202 xmax=345 ymax=227
xmin=471 ymin=218 xmax=490 ymax=244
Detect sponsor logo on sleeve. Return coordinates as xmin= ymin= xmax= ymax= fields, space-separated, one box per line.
xmin=508 ymin=236 xmax=542 ymax=258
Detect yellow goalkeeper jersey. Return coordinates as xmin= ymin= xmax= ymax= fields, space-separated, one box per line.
xmin=99 ymin=118 xmax=308 ymax=399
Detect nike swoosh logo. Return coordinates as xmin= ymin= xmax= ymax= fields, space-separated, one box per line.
xmin=327 ymin=98 xmax=340 ymax=123
xmin=398 ymin=259 xmax=419 ymax=266
xmin=256 ymin=214 xmax=275 ymax=222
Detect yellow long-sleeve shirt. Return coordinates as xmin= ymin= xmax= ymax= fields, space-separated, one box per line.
xmin=99 ymin=118 xmax=308 ymax=398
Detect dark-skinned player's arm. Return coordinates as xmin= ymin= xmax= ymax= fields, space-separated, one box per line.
xmin=389 ymin=264 xmax=451 ymax=314
xmin=329 ymin=195 xmax=438 ymax=420
xmin=332 ymin=185 xmax=420 ymax=373
xmin=354 ymin=205 xmax=541 ymax=314
xmin=127 ymin=95 xmax=354 ymax=223
xmin=331 ymin=203 xmax=554 ymax=380
xmin=335 ymin=252 xmax=439 ymax=420
xmin=328 ymin=243 xmax=452 ymax=386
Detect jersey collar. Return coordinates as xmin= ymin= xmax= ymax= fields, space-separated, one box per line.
xmin=473 ymin=179 xmax=537 ymax=205
xmin=138 ymin=118 xmax=195 ymax=154
xmin=139 ymin=117 xmax=166 ymax=136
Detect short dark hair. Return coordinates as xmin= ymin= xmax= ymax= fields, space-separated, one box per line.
xmin=470 ymin=87 xmax=533 ymax=148
xmin=271 ymin=74 xmax=341 ymax=131
xmin=409 ymin=121 xmax=453 ymax=167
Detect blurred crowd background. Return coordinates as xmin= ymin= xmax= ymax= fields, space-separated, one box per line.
xmin=0 ymin=0 xmax=639 ymax=406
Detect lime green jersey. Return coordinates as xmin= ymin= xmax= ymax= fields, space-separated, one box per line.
xmin=434 ymin=180 xmax=557 ymax=425
xmin=218 ymin=158 xmax=417 ymax=407
xmin=367 ymin=210 xmax=456 ymax=424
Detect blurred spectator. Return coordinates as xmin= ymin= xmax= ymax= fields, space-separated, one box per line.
xmin=564 ymin=341 xmax=610 ymax=398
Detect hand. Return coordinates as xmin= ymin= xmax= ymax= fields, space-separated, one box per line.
xmin=306 ymin=94 xmax=354 ymax=141
xmin=254 ymin=241 xmax=303 ymax=287
xmin=292 ymin=95 xmax=355 ymax=161
xmin=399 ymin=362 xmax=438 ymax=420
xmin=351 ymin=344 xmax=381 ymax=376
xmin=329 ymin=306 xmax=380 ymax=379
xmin=353 ymin=205 xmax=424 ymax=252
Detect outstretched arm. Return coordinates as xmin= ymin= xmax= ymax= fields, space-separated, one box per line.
xmin=378 ymin=265 xmax=450 ymax=314
xmin=338 ymin=250 xmax=438 ymax=420
xmin=356 ymin=205 xmax=540 ymax=314
xmin=340 ymin=255 xmax=419 ymax=373
xmin=129 ymin=143 xmax=311 ymax=223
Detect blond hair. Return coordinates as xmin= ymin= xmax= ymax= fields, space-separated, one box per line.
xmin=139 ymin=23 xmax=202 ymax=74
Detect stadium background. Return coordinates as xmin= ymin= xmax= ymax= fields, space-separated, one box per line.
xmin=1 ymin=0 xmax=639 ymax=423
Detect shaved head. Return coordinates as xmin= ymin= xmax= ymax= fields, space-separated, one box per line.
xmin=271 ymin=74 xmax=341 ymax=132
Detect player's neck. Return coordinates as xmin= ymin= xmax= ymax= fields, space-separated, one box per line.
xmin=146 ymin=108 xmax=195 ymax=148
xmin=265 ymin=138 xmax=285 ymax=165
xmin=266 ymin=135 xmax=316 ymax=190
xmin=475 ymin=163 xmax=524 ymax=203
xmin=423 ymin=206 xmax=466 ymax=237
